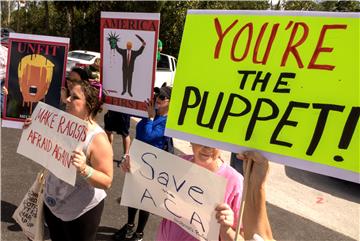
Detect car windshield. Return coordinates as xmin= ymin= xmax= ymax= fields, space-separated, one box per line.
xmin=1 ymin=36 xmax=9 ymax=43
xmin=157 ymin=55 xmax=170 ymax=71
xmin=1 ymin=28 xmax=14 ymax=37
xmin=68 ymin=52 xmax=95 ymax=61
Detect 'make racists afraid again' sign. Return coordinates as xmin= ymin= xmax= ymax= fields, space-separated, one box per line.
xmin=17 ymin=102 xmax=89 ymax=186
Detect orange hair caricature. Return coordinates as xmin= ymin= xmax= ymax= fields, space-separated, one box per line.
xmin=18 ymin=54 xmax=54 ymax=114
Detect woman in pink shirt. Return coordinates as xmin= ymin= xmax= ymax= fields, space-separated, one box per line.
xmin=156 ymin=144 xmax=273 ymax=241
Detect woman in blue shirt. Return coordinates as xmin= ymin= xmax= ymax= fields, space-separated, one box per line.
xmin=135 ymin=87 xmax=170 ymax=149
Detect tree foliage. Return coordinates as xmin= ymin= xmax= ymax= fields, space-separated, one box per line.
xmin=2 ymin=0 xmax=359 ymax=57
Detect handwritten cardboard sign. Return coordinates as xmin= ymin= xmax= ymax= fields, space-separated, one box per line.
xmin=121 ymin=139 xmax=227 ymax=241
xmin=17 ymin=102 xmax=89 ymax=186
xmin=2 ymin=33 xmax=69 ymax=129
xmin=101 ymin=12 xmax=160 ymax=117
xmin=166 ymin=10 xmax=360 ymax=183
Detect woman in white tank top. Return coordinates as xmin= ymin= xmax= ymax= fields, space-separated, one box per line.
xmin=25 ymin=78 xmax=113 ymax=241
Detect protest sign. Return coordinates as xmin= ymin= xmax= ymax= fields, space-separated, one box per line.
xmin=2 ymin=33 xmax=69 ymax=129
xmin=101 ymin=12 xmax=160 ymax=117
xmin=121 ymin=139 xmax=227 ymax=241
xmin=17 ymin=102 xmax=89 ymax=186
xmin=165 ymin=10 xmax=359 ymax=183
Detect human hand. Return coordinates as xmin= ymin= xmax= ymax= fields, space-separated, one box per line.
xmin=23 ymin=118 xmax=32 ymax=129
xmin=145 ymin=98 xmax=155 ymax=119
xmin=237 ymin=151 xmax=269 ymax=188
xmin=71 ymin=149 xmax=87 ymax=173
xmin=2 ymin=86 xmax=8 ymax=95
xmin=121 ymin=154 xmax=131 ymax=173
xmin=215 ymin=203 xmax=234 ymax=228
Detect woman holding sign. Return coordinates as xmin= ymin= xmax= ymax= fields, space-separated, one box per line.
xmin=115 ymin=86 xmax=173 ymax=241
xmin=155 ymin=146 xmax=273 ymax=241
xmin=24 ymin=79 xmax=113 ymax=241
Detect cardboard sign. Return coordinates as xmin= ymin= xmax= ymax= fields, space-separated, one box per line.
xmin=2 ymin=33 xmax=69 ymax=129
xmin=101 ymin=12 xmax=160 ymax=117
xmin=121 ymin=139 xmax=227 ymax=241
xmin=17 ymin=102 xmax=89 ymax=186
xmin=166 ymin=10 xmax=360 ymax=183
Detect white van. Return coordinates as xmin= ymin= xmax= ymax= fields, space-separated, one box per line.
xmin=155 ymin=53 xmax=177 ymax=88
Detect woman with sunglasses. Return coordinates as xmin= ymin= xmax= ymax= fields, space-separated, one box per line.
xmin=114 ymin=86 xmax=172 ymax=241
xmin=24 ymin=79 xmax=113 ymax=241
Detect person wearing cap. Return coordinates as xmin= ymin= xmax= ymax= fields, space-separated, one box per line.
xmin=114 ymin=86 xmax=173 ymax=241
xmin=134 ymin=86 xmax=171 ymax=148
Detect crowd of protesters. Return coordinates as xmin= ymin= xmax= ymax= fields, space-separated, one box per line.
xmin=2 ymin=38 xmax=275 ymax=241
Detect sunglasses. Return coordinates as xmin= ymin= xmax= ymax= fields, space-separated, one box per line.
xmin=156 ymin=94 xmax=168 ymax=101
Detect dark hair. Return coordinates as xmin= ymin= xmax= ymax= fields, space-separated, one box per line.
xmin=71 ymin=67 xmax=89 ymax=81
xmin=158 ymin=86 xmax=172 ymax=99
xmin=72 ymin=79 xmax=104 ymax=119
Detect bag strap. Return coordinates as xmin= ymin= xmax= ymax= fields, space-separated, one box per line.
xmin=37 ymin=169 xmax=48 ymax=189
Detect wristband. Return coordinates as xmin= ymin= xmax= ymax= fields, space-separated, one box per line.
xmin=120 ymin=154 xmax=129 ymax=164
xmin=84 ymin=166 xmax=93 ymax=179
xmin=79 ymin=165 xmax=87 ymax=175
xmin=252 ymin=234 xmax=265 ymax=241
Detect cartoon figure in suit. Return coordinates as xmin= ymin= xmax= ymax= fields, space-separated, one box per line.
xmin=108 ymin=33 xmax=146 ymax=97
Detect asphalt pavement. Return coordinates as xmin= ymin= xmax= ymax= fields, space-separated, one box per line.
xmin=1 ymin=111 xmax=359 ymax=241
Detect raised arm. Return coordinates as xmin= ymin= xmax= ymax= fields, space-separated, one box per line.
xmin=107 ymin=32 xmax=123 ymax=54
xmin=133 ymin=34 xmax=146 ymax=56
xmin=241 ymin=152 xmax=274 ymax=241
xmin=215 ymin=151 xmax=274 ymax=241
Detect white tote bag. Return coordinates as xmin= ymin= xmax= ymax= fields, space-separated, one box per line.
xmin=12 ymin=170 xmax=46 ymax=241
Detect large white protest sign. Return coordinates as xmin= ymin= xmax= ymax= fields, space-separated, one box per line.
xmin=121 ymin=139 xmax=227 ymax=241
xmin=17 ymin=102 xmax=89 ymax=186
xmin=101 ymin=12 xmax=160 ymax=117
